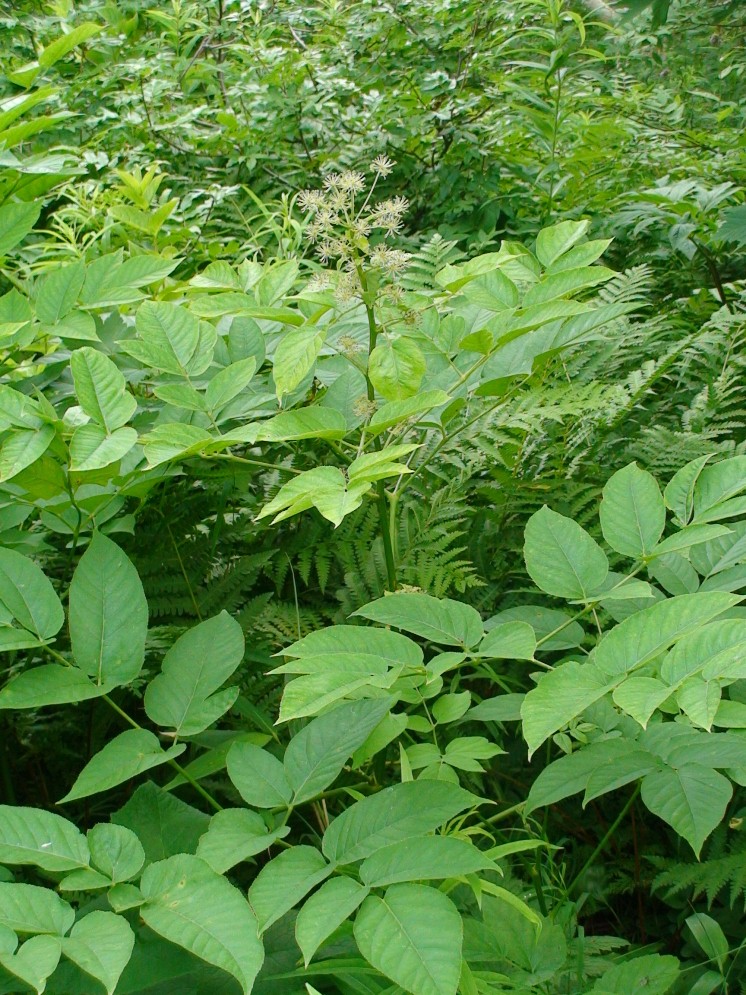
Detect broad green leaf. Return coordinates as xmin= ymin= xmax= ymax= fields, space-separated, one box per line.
xmin=660 ymin=619 xmax=746 ymax=684
xmin=525 ymin=739 xmax=634 ymax=812
xmin=686 ymin=912 xmax=728 ymax=972
xmin=35 ymin=260 xmax=85 ymax=324
xmin=295 ymin=877 xmax=368 ymax=966
xmin=205 ymin=358 xmax=257 ymax=414
xmin=477 ymin=621 xmax=536 ymax=660
xmin=226 ymin=742 xmax=292 ymax=808
xmin=524 ymin=506 xmax=608 ymax=599
xmin=489 ymin=605 xmax=585 ymax=650
xmin=273 ymin=327 xmax=325 ymax=400
xmin=466 ymin=693 xmax=525 ymax=723
xmin=277 ymin=672 xmax=384 ymax=723
xmin=584 ymin=749 xmax=661 ymax=805
xmin=59 ymin=729 xmax=186 ymax=803
xmin=600 ymin=462 xmax=665 ymax=557
xmin=88 ymin=824 xmax=145 ymax=884
xmin=359 ymin=836 xmax=495 ymax=887
xmin=114 ymin=254 xmax=179 ymax=288
xmin=690 ymin=521 xmax=746 ymax=577
xmin=649 ymin=524 xmax=732 ymax=558
xmin=591 ymin=593 xmax=739 ymax=677
xmin=258 ymin=466 xmax=369 ymax=527
xmin=71 ymin=347 xmax=136 ymax=432
xmin=677 ymin=676 xmax=721 ymax=731
xmin=369 ymin=337 xmax=426 ymax=401
xmin=141 ymin=854 xmax=264 ymax=994
xmin=322 ymin=781 xmax=476 ymax=864
xmin=546 ymin=238 xmax=611 ymax=272
xmin=641 ymin=764 xmax=732 ymax=856
xmin=112 ymin=783 xmax=210 ymax=864
xmin=196 ymin=809 xmax=289 ymax=874
xmin=0 ymin=426 xmax=55 ymax=482
xmin=248 ymin=846 xmax=331 ymax=933
xmin=521 ymin=661 xmax=610 ymax=757
xmin=0 ymin=202 xmax=40 ymax=256
xmin=353 ymin=593 xmax=483 ymax=648
xmin=354 ymin=884 xmax=462 ymax=995
xmin=255 ymin=259 xmax=299 ymax=306
xmin=367 ymin=391 xmax=450 ymax=435
xmin=348 ymin=444 xmax=418 ymax=485
xmin=284 ymin=698 xmax=392 ymax=804
xmin=0 ymin=805 xmax=89 ymax=873
xmin=61 ymin=911 xmax=134 ymax=995
xmin=0 ymin=883 xmax=74 ymax=935
xmin=665 ymin=455 xmax=713 ymax=525
xmin=39 ymin=22 xmax=101 ymax=67
xmin=593 ymin=953 xmax=679 ymax=994
xmin=69 ymin=532 xmax=148 ymax=685
xmin=612 ymin=676 xmax=672 ymax=727
xmin=144 ymin=611 xmax=244 ymax=736
xmin=432 ymin=692 xmax=471 ymax=724
xmin=460 ymin=269 xmax=519 ymax=310
xmin=247 ymin=408 xmax=347 ymax=443
xmin=535 ymin=220 xmax=590 ymax=267
xmin=141 ymin=423 xmax=213 ymax=467
xmin=281 ymin=624 xmax=423 ymax=667
xmin=70 ymin=424 xmax=138 ymax=471
xmin=153 ymin=383 xmax=206 ymax=411
xmin=693 ymin=456 xmax=746 ymax=522
xmin=0 ymin=548 xmax=63 ymax=641
xmin=0 ymin=934 xmax=61 ymax=995
xmin=522 ymin=265 xmax=614 ymax=307
xmin=127 ymin=302 xmax=213 ymax=376
xmin=0 ymin=665 xmax=111 ymax=709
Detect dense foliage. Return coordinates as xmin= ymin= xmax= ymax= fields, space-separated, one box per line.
xmin=0 ymin=1 xmax=745 ymax=993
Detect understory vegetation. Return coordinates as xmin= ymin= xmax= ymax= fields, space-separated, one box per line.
xmin=1 ymin=0 xmax=746 ymax=992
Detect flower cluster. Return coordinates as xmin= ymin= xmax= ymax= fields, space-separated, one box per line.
xmin=297 ymin=157 xmax=410 ymax=297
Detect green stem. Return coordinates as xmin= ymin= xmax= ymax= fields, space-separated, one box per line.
xmin=568 ymin=784 xmax=640 ymax=895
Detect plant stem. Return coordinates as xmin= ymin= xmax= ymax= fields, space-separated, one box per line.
xmin=568 ymin=784 xmax=640 ymax=895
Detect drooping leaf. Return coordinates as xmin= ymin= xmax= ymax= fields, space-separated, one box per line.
xmin=140 ymin=854 xmax=264 ymax=994
xmin=144 ymin=611 xmax=244 ymax=736
xmin=69 ymin=532 xmax=148 ymax=685
xmin=61 ymin=911 xmax=135 ymax=995
xmin=59 ymin=729 xmax=186 ymax=803
xmin=0 ymin=202 xmax=41 ymax=257
xmin=248 ymin=846 xmax=331 ymax=933
xmin=70 ymin=347 xmax=136 ymax=433
xmin=353 ymin=593 xmax=483 ymax=648
xmin=641 ymin=764 xmax=732 ymax=856
xmin=0 ymin=665 xmax=111 ymax=709
xmin=524 ymin=506 xmax=608 ymax=599
xmin=295 ymin=877 xmax=369 ymax=966
xmin=477 ymin=622 xmax=536 ymax=660
xmin=0 ymin=883 xmax=74 ymax=935
xmin=0 ymin=805 xmax=89 ymax=873
xmin=322 ymin=781 xmax=477 ymax=865
xmin=0 ymin=548 xmax=64 ymax=642
xmin=354 ymin=884 xmax=462 ymax=995
xmin=535 ymin=220 xmax=590 ymax=268
xmin=0 ymin=934 xmax=61 ymax=995
xmin=273 ymin=327 xmax=325 ymax=400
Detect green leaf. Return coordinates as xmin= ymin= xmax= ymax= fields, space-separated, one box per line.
xmin=39 ymin=21 xmax=101 ymax=67
xmin=273 ymin=327 xmax=325 ymax=400
xmin=88 ymin=824 xmax=145 ymax=884
xmin=641 ymin=764 xmax=732 ymax=856
xmin=246 ymin=408 xmax=347 ymax=443
xmin=693 ymin=456 xmax=746 ymax=522
xmin=369 ymin=338 xmax=426 ymax=401
xmin=248 ymin=846 xmax=331 ymax=933
xmin=112 ymin=783 xmax=210 ymax=864
xmin=69 ymin=532 xmax=148 ymax=685
xmin=0 ymin=883 xmax=74 ymax=935
xmin=258 ymin=466 xmax=369 ymax=527
xmin=360 ymin=836 xmax=495 ymax=887
xmin=600 ymin=462 xmax=666 ymax=557
xmin=0 ymin=934 xmax=61 ymax=995
xmin=277 ymin=672 xmax=383 ymax=723
xmin=70 ymin=424 xmax=138 ymax=471
xmin=649 ymin=524 xmax=731 ymax=559
xmin=367 ymin=391 xmax=450 ymax=435
xmin=686 ymin=912 xmax=729 ymax=972
xmin=593 ymin=953 xmax=679 ymax=994
xmin=477 ymin=621 xmax=536 ymax=660
xmin=141 ymin=854 xmax=264 ymax=994
xmin=59 ymin=729 xmax=186 ymax=803
xmin=535 ymin=220 xmax=590 ymax=267
xmin=141 ymin=423 xmax=213 ymax=467
xmin=70 ymin=347 xmax=137 ymax=433
xmin=0 ymin=548 xmax=63 ymax=641
xmin=226 ymin=742 xmax=292 ymax=808
xmin=296 ymin=877 xmax=368 ymax=966
xmin=677 ymin=676 xmax=721 ymax=731
xmin=284 ymin=698 xmax=392 ymax=804
xmin=205 ymin=358 xmax=257 ymax=415
xmin=0 ymin=202 xmax=41 ymax=256
xmin=348 ymin=444 xmax=418 ymax=485
xmin=153 ymin=383 xmax=206 ymax=411
xmin=0 ymin=805 xmax=89 ymax=872
xmin=521 ymin=661 xmax=610 ymax=757
xmin=0 ymin=665 xmax=110 ymax=709
xmin=281 ymin=624 xmax=422 ymax=668
xmin=196 ymin=809 xmax=289 ymax=874
xmin=0 ymin=426 xmax=55 ymax=482
xmin=127 ymin=302 xmax=214 ymax=376
xmin=322 ymin=781 xmax=476 ymax=865
xmin=35 ymin=260 xmax=85 ymax=324
xmin=664 ymin=455 xmax=713 ymax=525
xmin=612 ymin=676 xmax=672 ymax=727
xmin=144 ymin=611 xmax=244 ymax=736
xmin=61 ymin=911 xmax=134 ymax=995
xmin=353 ymin=593 xmax=483 ymax=648
xmin=524 ymin=506 xmax=608 ymax=599
xmin=354 ymin=884 xmax=462 ymax=995
xmin=255 ymin=260 xmax=299 ymax=306
xmin=523 ymin=266 xmax=614 ymax=307
xmin=591 ymin=593 xmax=739 ymax=677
